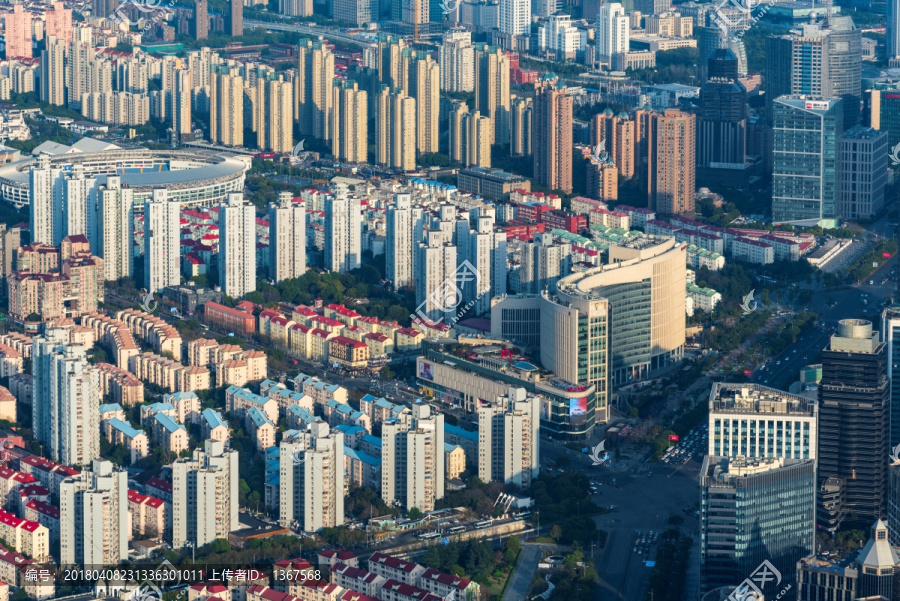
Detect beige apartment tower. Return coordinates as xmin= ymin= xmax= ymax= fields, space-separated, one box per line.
xmin=258 ymin=75 xmax=294 ymax=153
xmin=644 ymin=108 xmax=696 ymax=215
xmin=410 ymin=54 xmax=440 ymax=154
xmin=592 ymin=109 xmax=636 ymax=179
xmin=210 ymin=68 xmax=244 ymax=147
xmin=474 ymin=44 xmax=511 ymax=144
xmin=450 ymin=105 xmax=492 ymax=168
xmin=279 ymin=420 xmax=344 ymax=532
xmin=331 ymin=80 xmax=367 ymax=163
xmin=376 ymin=87 xmax=416 ymax=171
xmin=296 ymin=40 xmax=334 ymax=141
xmin=511 ymin=96 xmax=533 ymax=156
xmin=533 ymin=81 xmax=573 ymax=193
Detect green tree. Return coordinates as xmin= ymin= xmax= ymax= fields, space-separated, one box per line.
xmin=549 ymin=525 xmax=562 ymax=541
xmin=408 ymin=507 xmax=423 ymax=521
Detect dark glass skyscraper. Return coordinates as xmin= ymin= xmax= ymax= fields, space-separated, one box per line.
xmin=700 ymin=456 xmax=815 ymax=594
xmin=818 ymin=319 xmax=889 ymax=525
xmin=698 ymin=49 xmax=746 ymax=169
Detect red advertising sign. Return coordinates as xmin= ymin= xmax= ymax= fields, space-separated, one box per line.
xmin=669 ymin=434 xmax=679 ymax=442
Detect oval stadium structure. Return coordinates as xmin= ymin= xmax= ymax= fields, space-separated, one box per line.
xmin=0 ymin=148 xmax=251 ymax=208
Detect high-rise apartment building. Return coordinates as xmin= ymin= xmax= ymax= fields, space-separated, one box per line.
xmin=643 ymin=108 xmax=696 ymax=215
xmin=474 ymin=44 xmax=511 ymax=145
xmin=375 ymin=34 xmax=406 ymax=92
xmin=210 ymin=67 xmax=243 ymax=147
xmin=331 ymin=80 xmax=367 ymax=163
xmin=707 ymin=383 xmax=818 ymax=460
xmin=499 ymin=0 xmax=530 ymax=35
xmin=218 ymin=193 xmax=257 ymax=298
xmin=533 ymin=80 xmax=573 ymax=193
xmin=172 ymin=440 xmax=239 ymax=548
xmin=98 ymin=177 xmax=134 ymax=281
xmin=449 ymin=105 xmax=492 ymax=168
xmin=700 ymin=456 xmax=815 ymax=594
xmin=279 ymin=420 xmax=344 ymax=532
xmin=296 ymin=40 xmax=334 ymax=141
xmin=280 ymin=0 xmax=313 ymax=16
xmin=891 ymin=0 xmax=900 ymax=61
xmin=772 ymin=95 xmax=843 ymax=225
xmin=477 ymin=388 xmax=540 ymax=488
xmin=596 ymin=2 xmax=629 ymax=64
xmin=375 ymin=87 xmax=416 ymax=171
xmin=60 ymin=460 xmax=128 ymax=565
xmin=414 ymin=234 xmax=458 ymax=324
xmin=386 ymin=194 xmax=424 ymax=290
xmin=268 ymin=192 xmax=307 ymax=284
xmin=819 ymin=319 xmax=888 ymax=525
xmin=171 ymin=68 xmax=193 ymax=142
xmin=409 ymin=54 xmax=440 ymax=154
xmin=144 ymin=189 xmax=181 ymax=293
xmin=518 ymin=232 xmax=571 ymax=294
xmin=40 ymin=37 xmax=66 ymax=106
xmin=229 ymin=0 xmax=242 ymax=36
xmin=839 ymin=126 xmax=887 ymax=221
xmin=30 ymin=155 xmax=60 ymax=246
xmin=33 ymin=330 xmax=101 ymax=466
xmin=257 ymin=75 xmax=293 ymax=153
xmin=382 ymin=403 xmax=444 ymax=513
xmin=193 ymin=0 xmax=208 ymax=39
xmin=439 ymin=29 xmax=474 ymax=92
xmin=698 ymin=49 xmax=746 ymax=169
xmin=324 ymin=188 xmax=362 ymax=273
xmin=5 ymin=5 xmax=32 ymax=59
xmin=510 ymin=96 xmax=533 ymax=156
xmin=591 ymin=108 xmax=635 ymax=179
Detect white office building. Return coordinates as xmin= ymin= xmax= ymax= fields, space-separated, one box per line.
xmin=707 ymin=383 xmax=819 ymax=461
xmin=144 ymin=188 xmax=181 ymax=292
xmin=279 ymin=419 xmax=344 ymax=532
xmin=477 ymin=388 xmax=540 ymax=488
xmin=382 ymin=403 xmax=444 ymax=513
xmin=268 ymin=192 xmax=307 ymax=283
xmin=596 ymin=2 xmax=630 ymax=63
xmin=60 ymin=459 xmax=128 ymax=565
xmin=499 ymin=0 xmax=531 ymax=36
xmin=324 ymin=187 xmax=362 ymax=274
xmin=218 ymin=193 xmax=257 ymax=298
xmin=415 ymin=234 xmax=458 ymax=324
xmin=172 ymin=440 xmax=240 ymax=549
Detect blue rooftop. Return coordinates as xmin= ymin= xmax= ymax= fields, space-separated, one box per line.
xmin=445 ymin=424 xmax=478 ymax=442
xmin=247 ymin=406 xmax=274 ymax=428
xmin=146 ymin=401 xmax=175 ymax=413
xmin=444 ymin=443 xmax=462 ymax=453
xmin=334 ymin=424 xmax=366 ymax=436
xmin=99 ymin=403 xmax=123 ymax=414
xmin=153 ymin=413 xmax=185 ymax=434
xmin=108 ymin=418 xmax=144 ymax=439
xmin=344 ymin=446 xmax=381 ymax=467
xmin=287 ymin=404 xmax=316 ymax=424
xmin=201 ymin=408 xmax=228 ymax=430
xmin=362 ymin=434 xmax=382 ymax=448
xmin=227 ymin=385 xmax=270 ymax=406
xmin=165 ymin=391 xmax=198 ymax=402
